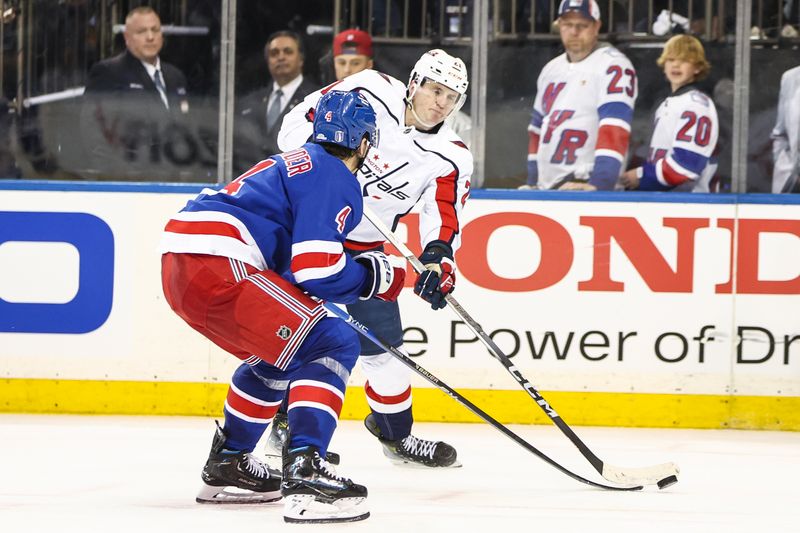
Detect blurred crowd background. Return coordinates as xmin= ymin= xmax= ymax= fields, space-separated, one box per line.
xmin=0 ymin=0 xmax=796 ymax=192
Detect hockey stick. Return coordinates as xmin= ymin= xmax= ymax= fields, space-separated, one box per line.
xmin=362 ymin=207 xmax=679 ymax=490
xmin=323 ymin=302 xmax=641 ymax=491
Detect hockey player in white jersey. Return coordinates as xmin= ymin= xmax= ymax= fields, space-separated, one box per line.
xmin=520 ymin=0 xmax=637 ymax=191
xmin=271 ymin=49 xmax=473 ymax=468
xmin=620 ymin=35 xmax=719 ymax=192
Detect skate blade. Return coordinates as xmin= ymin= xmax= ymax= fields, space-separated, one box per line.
xmin=196 ymin=481 xmax=282 ymax=504
xmin=263 ymin=453 xmax=283 ymax=471
xmin=283 ymin=494 xmax=369 ymax=523
xmin=387 ymin=457 xmax=463 ymax=469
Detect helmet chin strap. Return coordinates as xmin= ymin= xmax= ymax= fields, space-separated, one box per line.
xmin=404 ymin=93 xmax=446 ymax=131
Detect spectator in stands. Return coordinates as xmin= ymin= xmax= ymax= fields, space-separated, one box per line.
xmin=520 ymin=0 xmax=637 ymax=191
xmin=235 ymin=30 xmax=317 ymax=169
xmin=770 ymin=64 xmax=800 ymax=193
xmin=0 ymin=94 xmax=18 ymax=178
xmin=332 ymin=29 xmax=374 ymax=81
xmin=80 ymin=6 xmax=190 ymax=180
xmin=620 ymin=35 xmax=719 ymax=192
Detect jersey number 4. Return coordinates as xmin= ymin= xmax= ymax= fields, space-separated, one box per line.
xmin=222 ymin=159 xmax=276 ymax=195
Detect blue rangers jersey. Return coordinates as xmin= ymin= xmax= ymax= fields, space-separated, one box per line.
xmin=278 ymin=69 xmax=473 ymax=253
xmin=528 ymin=44 xmax=637 ymax=190
xmin=639 ymin=83 xmax=719 ymax=192
xmin=159 ymin=142 xmax=370 ymax=303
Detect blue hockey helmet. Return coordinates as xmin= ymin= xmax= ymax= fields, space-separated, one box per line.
xmin=312 ymin=90 xmax=379 ymax=150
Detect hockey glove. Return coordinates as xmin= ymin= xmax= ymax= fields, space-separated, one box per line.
xmin=414 ymin=241 xmax=456 ymax=310
xmin=355 ymin=251 xmax=406 ymax=302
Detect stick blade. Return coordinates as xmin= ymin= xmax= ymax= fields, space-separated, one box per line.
xmin=602 ymin=461 xmax=680 ymax=487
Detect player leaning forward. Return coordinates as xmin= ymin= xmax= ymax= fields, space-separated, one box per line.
xmin=274 ymin=49 xmax=473 ymax=467
xmin=160 ymin=90 xmax=405 ymax=523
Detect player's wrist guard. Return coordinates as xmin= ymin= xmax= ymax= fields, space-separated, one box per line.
xmin=355 ymin=251 xmax=406 ymax=302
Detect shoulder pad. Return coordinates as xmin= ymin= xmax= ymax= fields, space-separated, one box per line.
xmin=689 ymin=90 xmax=711 ymax=107
xmin=423 ymin=131 xmax=474 ymax=176
xmin=600 ymin=46 xmax=634 ymax=68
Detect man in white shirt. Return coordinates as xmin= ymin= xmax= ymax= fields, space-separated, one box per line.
xmin=771 ymin=65 xmax=800 ymax=193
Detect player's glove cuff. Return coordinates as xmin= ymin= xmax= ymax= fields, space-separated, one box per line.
xmin=355 ymin=251 xmax=406 ymax=302
xmin=414 ymin=241 xmax=456 ymax=310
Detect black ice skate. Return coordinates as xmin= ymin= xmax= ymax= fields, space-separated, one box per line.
xmin=281 ymin=446 xmax=369 ymax=523
xmin=196 ymin=421 xmax=282 ymax=504
xmin=364 ymin=413 xmax=461 ymax=468
xmin=265 ymin=410 xmax=340 ymax=465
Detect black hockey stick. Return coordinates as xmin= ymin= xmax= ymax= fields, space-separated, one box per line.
xmin=362 ymin=207 xmax=679 ymax=490
xmin=323 ymin=302 xmax=641 ymax=491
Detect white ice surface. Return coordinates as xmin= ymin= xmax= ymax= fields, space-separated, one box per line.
xmin=1 ymin=414 xmax=798 ymax=533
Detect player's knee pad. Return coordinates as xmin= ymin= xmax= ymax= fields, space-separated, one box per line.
xmin=292 ymin=317 xmax=360 ymax=374
xmin=327 ymin=320 xmax=360 ymax=371
xmin=359 ymin=349 xmax=411 ymax=395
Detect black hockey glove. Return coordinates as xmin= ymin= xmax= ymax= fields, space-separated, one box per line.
xmin=413 ymin=241 xmax=455 ymax=310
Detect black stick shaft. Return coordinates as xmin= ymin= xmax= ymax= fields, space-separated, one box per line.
xmin=323 ymin=302 xmax=641 ymax=492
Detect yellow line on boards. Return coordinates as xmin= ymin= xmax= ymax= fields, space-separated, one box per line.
xmin=1 ymin=378 xmax=798 ymax=431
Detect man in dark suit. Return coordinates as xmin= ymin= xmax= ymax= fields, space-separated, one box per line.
xmin=234 ymin=31 xmax=317 ymax=172
xmin=80 ymin=6 xmax=190 ymax=179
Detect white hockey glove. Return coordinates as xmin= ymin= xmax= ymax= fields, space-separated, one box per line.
xmin=414 ymin=241 xmax=455 ymax=310
xmin=355 ymin=251 xmax=406 ymax=302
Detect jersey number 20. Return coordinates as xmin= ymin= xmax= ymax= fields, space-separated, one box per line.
xmin=676 ymin=111 xmax=712 ymax=147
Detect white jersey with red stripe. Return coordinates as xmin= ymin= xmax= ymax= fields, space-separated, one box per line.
xmin=528 ymin=44 xmax=636 ymax=190
xmin=159 ymin=142 xmax=370 ymax=304
xmin=279 ymin=69 xmax=473 ymax=252
xmin=638 ymin=84 xmax=719 ymax=192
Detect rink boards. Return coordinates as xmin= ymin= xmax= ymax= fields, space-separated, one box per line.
xmin=1 ymin=182 xmax=799 ymax=430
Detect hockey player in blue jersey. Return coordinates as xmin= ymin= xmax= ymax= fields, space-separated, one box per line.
xmin=160 ymin=90 xmax=403 ymax=523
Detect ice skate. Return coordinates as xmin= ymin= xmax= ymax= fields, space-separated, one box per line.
xmin=265 ymin=410 xmax=340 ymax=465
xmin=364 ymin=413 xmax=461 ymax=468
xmin=281 ymin=446 xmax=369 ymax=523
xmin=196 ymin=421 xmax=282 ymax=504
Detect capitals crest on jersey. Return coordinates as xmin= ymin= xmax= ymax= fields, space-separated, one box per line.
xmin=278 ymin=68 xmax=473 ymax=251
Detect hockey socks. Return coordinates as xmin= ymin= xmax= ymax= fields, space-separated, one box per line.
xmin=222 ymin=363 xmax=285 ymax=452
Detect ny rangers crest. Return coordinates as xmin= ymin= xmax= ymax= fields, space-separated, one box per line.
xmin=276 ymin=325 xmax=293 ymax=340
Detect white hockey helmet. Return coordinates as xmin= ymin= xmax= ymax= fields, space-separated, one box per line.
xmin=407 ymin=49 xmax=469 ymax=116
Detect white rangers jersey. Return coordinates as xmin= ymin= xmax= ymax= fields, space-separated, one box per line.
xmin=279 ymin=69 xmax=473 ymax=253
xmin=638 ymin=84 xmax=719 ymax=192
xmin=528 ymin=44 xmax=637 ymax=190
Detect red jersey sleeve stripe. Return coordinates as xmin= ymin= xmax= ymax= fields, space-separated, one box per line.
xmin=595 ymin=124 xmax=630 ymax=156
xmin=528 ymin=131 xmax=541 ymax=155
xmin=291 ymin=251 xmax=344 ymax=271
xmin=164 ymin=219 xmax=246 ymax=243
xmin=434 ymin=169 xmax=459 ymax=243
xmin=660 ymin=159 xmax=690 ymax=186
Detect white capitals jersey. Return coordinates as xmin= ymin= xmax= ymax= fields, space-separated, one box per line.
xmin=640 ymin=84 xmax=719 ymax=192
xmin=529 ymin=45 xmax=636 ymax=190
xmin=279 ymin=69 xmax=473 ymax=253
